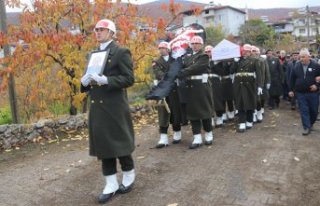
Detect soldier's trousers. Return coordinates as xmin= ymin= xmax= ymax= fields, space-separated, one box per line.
xmin=160 ymin=125 xmax=181 ymax=134
xmin=102 ymin=155 xmax=134 ymax=176
xmin=190 ymin=118 xmax=212 ymax=135
xmin=238 ymin=110 xmax=254 ymax=123
xmin=257 ymin=100 xmax=265 ymax=111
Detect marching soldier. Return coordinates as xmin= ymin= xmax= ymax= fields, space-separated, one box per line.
xmin=80 ymin=19 xmax=135 ymax=204
xmin=206 ymin=45 xmax=225 ymax=127
xmin=178 ymin=36 xmax=214 ymax=149
xmin=152 ymin=42 xmax=183 ymax=148
xmin=233 ymin=44 xmax=263 ymax=132
xmin=221 ymin=60 xmax=235 ymax=121
xmin=251 ymin=46 xmax=270 ymax=122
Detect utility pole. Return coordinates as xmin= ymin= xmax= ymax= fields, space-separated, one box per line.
xmin=0 ymin=0 xmax=20 ymax=123
xmin=306 ymin=5 xmax=310 ymax=46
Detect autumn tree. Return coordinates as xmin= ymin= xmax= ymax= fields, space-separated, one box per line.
xmin=0 ymin=0 xmax=185 ymax=122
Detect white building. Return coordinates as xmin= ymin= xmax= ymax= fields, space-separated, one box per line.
xmin=181 ymin=4 xmax=246 ymax=36
xmin=291 ymin=11 xmax=320 ymax=39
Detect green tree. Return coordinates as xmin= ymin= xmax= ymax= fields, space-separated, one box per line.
xmin=239 ymin=19 xmax=275 ymax=47
xmin=205 ymin=24 xmax=225 ymax=46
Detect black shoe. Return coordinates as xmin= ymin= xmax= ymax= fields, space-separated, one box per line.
xmin=291 ymin=106 xmax=296 ymax=110
xmin=155 ymin=143 xmax=168 ymax=149
xmin=204 ymin=140 xmax=213 ymax=145
xmin=98 ymin=192 xmax=116 ymax=204
xmin=215 ymin=124 xmax=223 ymax=128
xmin=268 ymin=106 xmax=274 ymax=110
xmin=189 ymin=143 xmax=202 ymax=149
xmin=302 ymin=128 xmax=310 ymax=136
xmin=172 ymin=139 xmax=181 ymax=144
xmin=117 ymin=183 xmax=134 ymax=194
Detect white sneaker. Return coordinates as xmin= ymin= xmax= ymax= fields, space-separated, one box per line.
xmin=103 ymin=174 xmax=119 ymax=194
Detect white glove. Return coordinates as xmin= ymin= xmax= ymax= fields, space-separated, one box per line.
xmin=257 ymin=87 xmax=263 ymax=95
xmin=231 ymin=74 xmax=235 ymax=83
xmin=91 ymin=73 xmax=108 ymax=85
xmin=81 ymin=73 xmax=92 ymax=87
xmin=266 ymin=83 xmax=271 ymax=90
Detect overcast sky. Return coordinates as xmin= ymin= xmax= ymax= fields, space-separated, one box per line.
xmin=5 ymin=0 xmax=320 ymax=12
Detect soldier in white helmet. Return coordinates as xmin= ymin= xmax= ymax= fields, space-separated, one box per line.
xmin=80 ymin=19 xmax=135 ymax=204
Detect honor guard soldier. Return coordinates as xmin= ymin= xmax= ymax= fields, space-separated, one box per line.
xmin=206 ymin=45 xmax=225 ymax=127
xmin=152 ymin=41 xmax=183 ymax=148
xmin=178 ymin=36 xmax=214 ymax=149
xmin=233 ymin=44 xmax=263 ymax=132
xmin=80 ymin=19 xmax=135 ymax=204
xmin=251 ymin=46 xmax=270 ymax=122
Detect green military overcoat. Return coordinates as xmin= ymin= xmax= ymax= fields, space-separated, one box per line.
xmin=181 ymin=51 xmax=213 ymax=120
xmin=81 ymin=41 xmax=135 ymax=159
xmin=233 ymin=56 xmax=262 ymax=110
xmin=209 ymin=61 xmax=224 ymax=112
xmin=267 ymin=57 xmax=283 ymax=96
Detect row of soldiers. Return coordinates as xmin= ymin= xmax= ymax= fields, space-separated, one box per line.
xmin=151 ymin=36 xmax=278 ymax=149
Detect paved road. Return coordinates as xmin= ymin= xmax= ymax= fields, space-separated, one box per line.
xmin=1 ymin=103 xmax=320 ymax=206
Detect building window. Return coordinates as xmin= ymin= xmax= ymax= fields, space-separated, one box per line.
xmin=205 ymin=10 xmax=209 ymax=14
xmin=219 ymin=15 xmax=222 ymax=21
xmin=299 ymin=19 xmax=305 ymax=24
xmin=299 ymin=28 xmax=306 ymax=34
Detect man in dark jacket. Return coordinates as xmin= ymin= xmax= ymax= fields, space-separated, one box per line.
xmin=178 ymin=36 xmax=214 ymax=149
xmin=286 ymin=52 xmax=299 ymax=110
xmin=80 ymin=19 xmax=135 ymax=204
xmin=266 ymin=50 xmax=284 ymax=109
xmin=289 ymin=48 xmax=320 ymax=135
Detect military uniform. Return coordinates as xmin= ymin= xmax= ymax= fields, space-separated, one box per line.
xmin=152 ymin=55 xmax=182 ymax=147
xmin=209 ymin=61 xmax=224 ymax=126
xmin=178 ymin=49 xmax=213 ymax=148
xmin=81 ymin=41 xmax=135 ymax=159
xmin=233 ymin=56 xmax=262 ymax=130
xmin=220 ymin=61 xmax=235 ymax=120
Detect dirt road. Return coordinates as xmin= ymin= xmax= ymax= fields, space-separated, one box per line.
xmin=1 ymin=102 xmax=320 ymax=206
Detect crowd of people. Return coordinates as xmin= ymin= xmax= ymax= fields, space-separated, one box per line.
xmin=152 ymin=36 xmax=320 ymax=149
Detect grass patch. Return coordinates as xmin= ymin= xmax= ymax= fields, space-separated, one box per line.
xmin=0 ymin=106 xmax=12 ymax=125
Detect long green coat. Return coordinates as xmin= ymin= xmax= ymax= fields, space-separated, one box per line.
xmin=233 ymin=56 xmax=262 ymax=110
xmin=259 ymin=57 xmax=271 ymax=101
xmin=209 ymin=61 xmax=224 ymax=112
xmin=180 ymin=51 xmax=213 ymax=120
xmin=81 ymin=41 xmax=135 ymax=159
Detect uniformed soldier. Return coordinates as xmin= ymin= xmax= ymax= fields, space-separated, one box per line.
xmin=152 ymin=41 xmax=183 ymax=148
xmin=178 ymin=36 xmax=214 ymax=149
xmin=221 ymin=60 xmax=235 ymax=121
xmin=80 ymin=19 xmax=135 ymax=204
xmin=233 ymin=44 xmax=263 ymax=132
xmin=266 ymin=49 xmax=284 ymax=110
xmin=251 ymin=46 xmax=270 ymax=122
xmin=206 ymin=45 xmax=225 ymax=127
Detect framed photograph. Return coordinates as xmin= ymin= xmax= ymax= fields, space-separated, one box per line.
xmin=84 ymin=50 xmax=109 ymax=76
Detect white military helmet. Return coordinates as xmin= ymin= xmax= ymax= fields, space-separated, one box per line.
xmin=95 ymin=19 xmax=116 ymax=34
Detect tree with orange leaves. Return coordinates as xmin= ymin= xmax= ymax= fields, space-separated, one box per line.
xmin=0 ymin=0 xmax=190 ymax=122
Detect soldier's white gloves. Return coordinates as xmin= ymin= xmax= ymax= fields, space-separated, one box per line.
xmin=257 ymin=87 xmax=263 ymax=95
xmin=81 ymin=73 xmax=92 ymax=87
xmin=266 ymin=83 xmax=271 ymax=90
xmin=91 ymin=73 xmax=108 ymax=85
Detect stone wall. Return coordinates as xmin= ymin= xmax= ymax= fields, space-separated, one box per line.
xmin=0 ymin=114 xmax=88 ymax=150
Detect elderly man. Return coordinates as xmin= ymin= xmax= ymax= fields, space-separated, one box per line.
xmin=81 ymin=19 xmax=135 ymax=204
xmin=289 ymin=48 xmax=320 ymax=135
